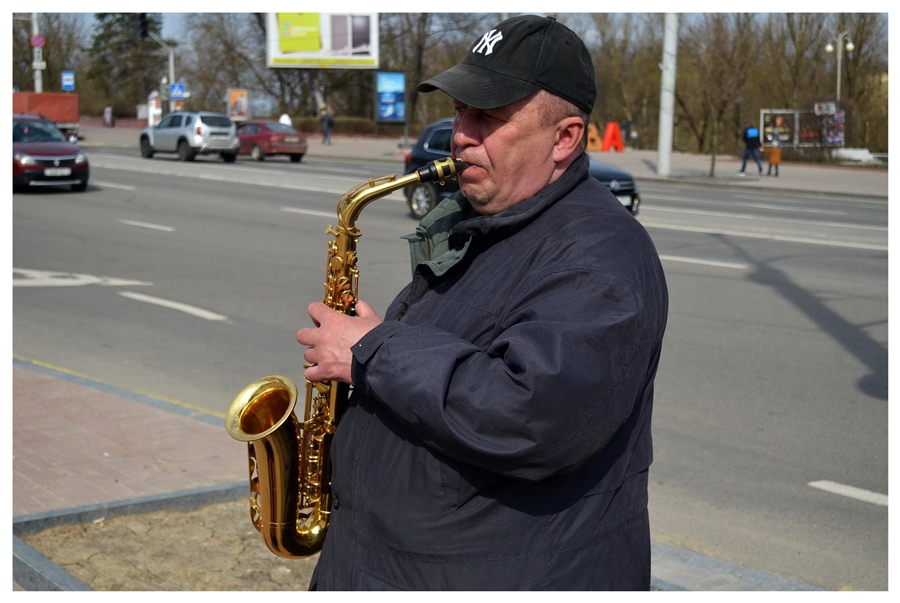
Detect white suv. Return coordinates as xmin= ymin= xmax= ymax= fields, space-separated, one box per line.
xmin=140 ymin=111 xmax=240 ymax=162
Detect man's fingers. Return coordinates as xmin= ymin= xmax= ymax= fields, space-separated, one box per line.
xmin=354 ymin=300 xmax=376 ymax=319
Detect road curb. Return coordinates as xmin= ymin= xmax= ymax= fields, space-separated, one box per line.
xmin=13 ymin=482 xmax=246 ymax=591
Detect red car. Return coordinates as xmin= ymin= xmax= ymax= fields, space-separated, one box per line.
xmin=13 ymin=113 xmax=89 ymax=192
xmin=236 ymin=120 xmax=308 ymax=163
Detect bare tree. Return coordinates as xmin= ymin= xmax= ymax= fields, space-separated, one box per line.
xmin=13 ymin=14 xmax=88 ymax=97
xmin=391 ymin=13 xmax=502 ymax=127
xmin=675 ymin=14 xmax=761 ymax=175
xmin=757 ymin=14 xmax=830 ymax=109
xmin=824 ymin=13 xmax=889 ymax=150
xmin=585 ymin=14 xmax=665 ymax=148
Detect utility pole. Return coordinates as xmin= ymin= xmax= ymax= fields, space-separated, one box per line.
xmin=134 ymin=14 xmax=176 ymax=113
xmin=32 ymin=12 xmax=43 ymax=93
xmin=657 ymin=13 xmax=678 ymax=177
xmin=146 ymin=30 xmax=176 ymax=113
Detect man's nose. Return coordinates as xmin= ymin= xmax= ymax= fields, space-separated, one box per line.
xmin=453 ymin=110 xmax=481 ymax=149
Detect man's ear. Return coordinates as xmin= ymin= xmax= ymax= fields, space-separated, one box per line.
xmin=553 ymin=117 xmax=586 ymax=162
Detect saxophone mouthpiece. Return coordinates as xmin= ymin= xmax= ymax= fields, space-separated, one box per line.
xmin=451 ymin=158 xmax=469 ymax=172
xmin=419 ymin=157 xmax=469 ymax=184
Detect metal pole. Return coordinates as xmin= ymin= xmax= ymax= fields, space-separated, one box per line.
xmin=837 ymin=34 xmax=844 ymax=105
xmin=828 ymin=30 xmax=851 ymax=104
xmin=147 ymin=30 xmax=176 ymax=112
xmin=31 ymin=13 xmax=43 ymax=93
xmin=657 ymin=13 xmax=678 ymax=177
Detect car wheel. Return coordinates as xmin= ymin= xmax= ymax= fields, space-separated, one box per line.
xmin=408 ymin=183 xmax=438 ymax=219
xmin=222 ymin=153 xmax=237 ymax=163
xmin=289 ymin=154 xmax=303 ymax=163
xmin=71 ymin=180 xmax=88 ymax=192
xmin=177 ymin=140 xmax=195 ymax=162
xmin=251 ymin=145 xmax=264 ymax=161
xmin=140 ymin=137 xmax=154 ymax=158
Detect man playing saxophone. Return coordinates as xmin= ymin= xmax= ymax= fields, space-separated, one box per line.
xmin=297 ymin=14 xmax=668 ymax=590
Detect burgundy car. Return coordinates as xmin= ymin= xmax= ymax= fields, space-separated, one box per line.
xmin=13 ymin=113 xmax=89 ymax=192
xmin=236 ymin=120 xmax=308 ymax=163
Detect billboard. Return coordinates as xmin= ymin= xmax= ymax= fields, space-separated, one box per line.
xmin=374 ymin=71 xmax=406 ymax=124
xmin=228 ymin=89 xmax=249 ymax=121
xmin=266 ymin=13 xmax=379 ymax=69
xmin=760 ymin=109 xmax=845 ymax=148
xmin=762 ymin=111 xmax=794 ymax=146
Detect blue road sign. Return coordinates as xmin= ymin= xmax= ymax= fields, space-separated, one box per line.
xmin=61 ymin=71 xmax=75 ymax=91
xmin=170 ymin=83 xmax=185 ymax=100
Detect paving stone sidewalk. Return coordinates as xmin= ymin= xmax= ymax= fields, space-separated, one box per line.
xmin=13 ymin=358 xmax=820 ymax=591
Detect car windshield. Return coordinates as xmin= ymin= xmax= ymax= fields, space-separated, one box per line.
xmin=13 ymin=120 xmax=67 ymax=143
xmin=425 ymin=127 xmax=452 ymax=153
xmin=199 ymin=115 xmax=232 ymax=127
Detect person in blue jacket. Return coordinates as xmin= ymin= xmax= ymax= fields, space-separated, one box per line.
xmin=739 ymin=122 xmax=764 ymax=176
xmin=297 ymin=14 xmax=669 ymax=590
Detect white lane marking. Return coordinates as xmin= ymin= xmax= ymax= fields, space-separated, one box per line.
xmin=89 ymin=154 xmax=408 ymax=200
xmin=808 ymin=480 xmax=888 ymax=507
xmin=639 ymin=221 xmax=888 ymax=252
xmin=731 ymin=195 xmax=849 ymax=215
xmin=13 ymin=268 xmax=152 ymax=287
xmin=117 ymin=219 xmax=176 ymax=232
xmin=658 ymin=255 xmax=747 ymax=270
xmin=283 ymin=207 xmax=338 ymax=218
xmin=646 ymin=195 xmax=848 ymax=216
xmin=119 ymin=291 xmax=227 ymax=321
xmin=645 ymin=206 xmax=882 ymax=231
xmin=92 ymin=181 xmax=136 ymax=190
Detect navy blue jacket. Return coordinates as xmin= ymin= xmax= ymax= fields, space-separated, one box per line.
xmin=310 ymin=153 xmax=669 ymax=590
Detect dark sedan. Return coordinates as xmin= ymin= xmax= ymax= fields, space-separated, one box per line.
xmin=13 ymin=113 xmax=89 ymax=192
xmin=236 ymin=120 xmax=308 ymax=162
xmin=403 ymin=118 xmax=640 ymax=218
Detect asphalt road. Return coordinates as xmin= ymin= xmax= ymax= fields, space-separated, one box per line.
xmin=12 ymin=151 xmax=888 ymax=590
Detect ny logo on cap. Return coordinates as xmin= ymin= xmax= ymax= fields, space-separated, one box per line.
xmin=472 ymin=29 xmax=503 ymax=55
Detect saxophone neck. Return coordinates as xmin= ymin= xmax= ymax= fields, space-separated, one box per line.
xmin=337 ymin=172 xmax=420 ymax=231
xmin=337 ymin=157 xmax=469 ymax=230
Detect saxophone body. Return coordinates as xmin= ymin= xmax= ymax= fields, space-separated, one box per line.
xmin=226 ymin=157 xmax=467 ymax=559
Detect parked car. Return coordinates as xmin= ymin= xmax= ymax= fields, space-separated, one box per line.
xmin=402 ymin=118 xmax=455 ymax=218
xmin=13 ymin=113 xmax=89 ymax=192
xmin=587 ymin=158 xmax=641 ymax=215
xmin=139 ymin=111 xmax=239 ymax=162
xmin=403 ymin=118 xmax=641 ymax=218
xmin=236 ymin=120 xmax=308 ymax=162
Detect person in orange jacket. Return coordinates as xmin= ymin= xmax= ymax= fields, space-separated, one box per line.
xmin=765 ymin=137 xmax=782 ymax=177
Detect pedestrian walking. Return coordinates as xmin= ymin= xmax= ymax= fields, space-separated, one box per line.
xmin=320 ymin=110 xmax=333 ymax=145
xmin=738 ymin=122 xmax=763 ymax=176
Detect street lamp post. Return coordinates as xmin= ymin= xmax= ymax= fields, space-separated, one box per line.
xmin=825 ymin=30 xmax=854 ymax=104
xmin=146 ymin=30 xmax=176 ymax=113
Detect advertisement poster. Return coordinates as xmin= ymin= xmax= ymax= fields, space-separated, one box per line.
xmin=375 ymin=71 xmax=406 ymax=124
xmin=228 ymin=89 xmax=249 ymax=121
xmin=824 ymin=111 xmax=845 ymax=147
xmin=266 ymin=13 xmax=379 ymax=69
xmin=761 ymin=111 xmax=795 ymax=146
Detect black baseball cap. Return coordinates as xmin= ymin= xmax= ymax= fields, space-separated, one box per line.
xmin=418 ymin=15 xmax=596 ymax=114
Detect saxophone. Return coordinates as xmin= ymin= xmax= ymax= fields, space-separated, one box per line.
xmin=225 ymin=157 xmax=467 ymax=558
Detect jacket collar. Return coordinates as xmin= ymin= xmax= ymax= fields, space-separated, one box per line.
xmin=405 ymin=153 xmax=590 ymax=277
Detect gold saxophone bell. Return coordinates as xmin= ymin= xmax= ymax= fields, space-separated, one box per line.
xmin=226 ymin=157 xmax=468 ymax=559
